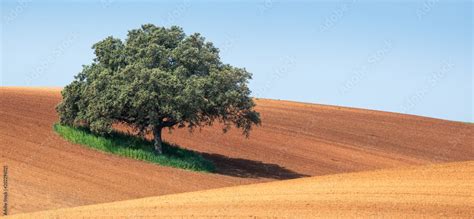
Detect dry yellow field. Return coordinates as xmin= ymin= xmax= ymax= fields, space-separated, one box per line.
xmin=10 ymin=161 xmax=474 ymax=218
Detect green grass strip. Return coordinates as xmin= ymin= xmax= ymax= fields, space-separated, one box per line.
xmin=53 ymin=123 xmax=215 ymax=173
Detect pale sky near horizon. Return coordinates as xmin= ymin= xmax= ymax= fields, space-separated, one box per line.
xmin=1 ymin=0 xmax=472 ymax=122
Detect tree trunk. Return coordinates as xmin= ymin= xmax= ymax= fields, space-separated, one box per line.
xmin=153 ymin=126 xmax=163 ymax=154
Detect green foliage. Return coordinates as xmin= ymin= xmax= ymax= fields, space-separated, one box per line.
xmin=53 ymin=123 xmax=215 ymax=172
xmin=57 ymin=24 xmax=260 ymax=139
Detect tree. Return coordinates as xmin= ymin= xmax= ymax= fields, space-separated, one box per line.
xmin=57 ymin=24 xmax=261 ymax=154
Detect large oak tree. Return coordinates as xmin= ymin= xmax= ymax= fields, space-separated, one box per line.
xmin=57 ymin=24 xmax=261 ymax=154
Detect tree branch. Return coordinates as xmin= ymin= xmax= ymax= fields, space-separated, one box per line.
xmin=159 ymin=118 xmax=178 ymax=128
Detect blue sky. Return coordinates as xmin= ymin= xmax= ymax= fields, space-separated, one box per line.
xmin=1 ymin=0 xmax=472 ymax=122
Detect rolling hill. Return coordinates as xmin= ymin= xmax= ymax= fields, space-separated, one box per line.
xmin=10 ymin=161 xmax=474 ymax=218
xmin=1 ymin=87 xmax=472 ymax=214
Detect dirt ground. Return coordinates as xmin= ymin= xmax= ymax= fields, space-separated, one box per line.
xmin=1 ymin=87 xmax=473 ymax=215
xmin=11 ymin=161 xmax=474 ymax=218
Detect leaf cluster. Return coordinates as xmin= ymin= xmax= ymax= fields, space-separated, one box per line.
xmin=57 ymin=24 xmax=261 ymax=137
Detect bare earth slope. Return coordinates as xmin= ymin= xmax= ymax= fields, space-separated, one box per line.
xmin=1 ymin=87 xmax=473 ymax=214
xmin=12 ymin=161 xmax=474 ymax=218
xmin=166 ymin=99 xmax=473 ymax=177
xmin=0 ymin=87 xmax=258 ymax=215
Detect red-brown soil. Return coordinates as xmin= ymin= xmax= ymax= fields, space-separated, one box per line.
xmin=1 ymin=87 xmax=472 ymax=215
xmin=11 ymin=161 xmax=474 ymax=218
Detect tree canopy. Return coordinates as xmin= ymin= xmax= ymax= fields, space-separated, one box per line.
xmin=57 ymin=24 xmax=261 ymax=154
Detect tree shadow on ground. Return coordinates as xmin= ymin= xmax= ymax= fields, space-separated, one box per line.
xmin=201 ymin=152 xmax=310 ymax=180
xmin=98 ymin=126 xmax=308 ymax=179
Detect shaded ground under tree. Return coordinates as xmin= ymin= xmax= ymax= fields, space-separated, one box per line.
xmin=201 ymin=153 xmax=309 ymax=179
